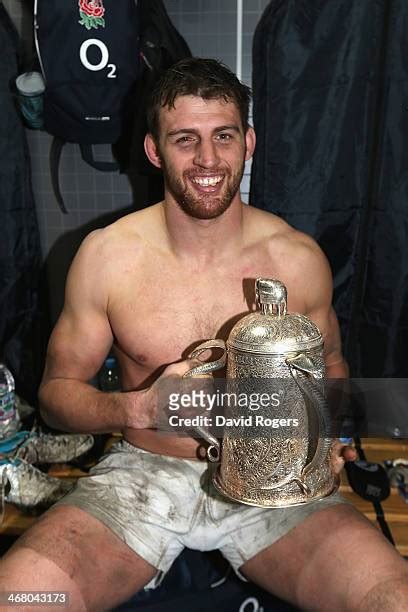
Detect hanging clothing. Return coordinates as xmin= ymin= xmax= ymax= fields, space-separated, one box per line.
xmin=250 ymin=0 xmax=408 ymax=376
xmin=0 ymin=3 xmax=47 ymax=403
xmin=114 ymin=0 xmax=192 ymax=209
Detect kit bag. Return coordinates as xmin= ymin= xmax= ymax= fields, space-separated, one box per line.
xmin=34 ymin=0 xmax=141 ymax=212
xmin=114 ymin=0 xmax=192 ymax=178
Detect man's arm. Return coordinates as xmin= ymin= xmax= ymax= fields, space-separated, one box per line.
xmin=297 ymin=236 xmax=357 ymax=468
xmin=320 ymin=306 xmax=349 ymax=379
xmin=39 ymin=230 xmax=150 ymax=434
xmin=295 ymin=237 xmax=348 ymax=379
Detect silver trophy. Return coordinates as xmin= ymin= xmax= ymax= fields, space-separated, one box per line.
xmin=184 ymin=278 xmax=338 ymax=507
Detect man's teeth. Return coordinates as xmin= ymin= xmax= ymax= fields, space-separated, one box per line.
xmin=192 ymin=176 xmax=223 ymax=187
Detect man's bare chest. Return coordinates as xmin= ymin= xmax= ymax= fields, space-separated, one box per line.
xmin=105 ymin=243 xmax=306 ymax=379
xmin=109 ymin=273 xmax=252 ymax=370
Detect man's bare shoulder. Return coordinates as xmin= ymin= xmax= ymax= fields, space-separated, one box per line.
xmin=75 ymin=203 xmax=165 ymax=264
xmin=244 ymin=205 xmax=332 ymax=299
xmin=245 ymin=205 xmax=324 ymax=257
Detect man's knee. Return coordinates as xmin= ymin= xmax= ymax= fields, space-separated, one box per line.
xmin=0 ymin=544 xmax=87 ymax=611
xmin=353 ymin=575 xmax=408 ymax=612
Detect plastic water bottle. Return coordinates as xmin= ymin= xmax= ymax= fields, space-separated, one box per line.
xmin=0 ymin=364 xmax=19 ymax=439
xmin=98 ymin=356 xmax=121 ymax=392
xmin=97 ymin=356 xmax=122 ymax=444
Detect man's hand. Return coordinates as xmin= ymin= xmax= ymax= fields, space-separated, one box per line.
xmin=124 ymin=358 xmax=207 ymax=430
xmin=330 ymin=439 xmax=358 ymax=475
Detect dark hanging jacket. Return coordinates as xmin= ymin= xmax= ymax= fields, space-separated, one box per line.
xmin=0 ymin=3 xmax=47 ymax=403
xmin=250 ymin=0 xmax=408 ymax=376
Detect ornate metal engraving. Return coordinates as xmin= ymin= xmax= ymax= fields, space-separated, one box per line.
xmin=186 ymin=278 xmax=338 ymax=507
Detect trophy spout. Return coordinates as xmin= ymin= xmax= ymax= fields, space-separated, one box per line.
xmin=194 ymin=425 xmax=221 ymax=462
xmin=286 ymin=353 xmax=332 ymax=480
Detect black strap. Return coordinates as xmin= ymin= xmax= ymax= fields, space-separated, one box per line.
xmin=80 ymin=145 xmax=119 ymax=172
xmin=353 ymin=433 xmax=366 ymax=461
xmin=353 ymin=435 xmax=395 ymax=546
xmin=50 ymin=137 xmax=68 ymax=214
xmin=50 ymin=139 xmax=119 ymax=214
xmin=373 ymin=500 xmax=395 ymax=546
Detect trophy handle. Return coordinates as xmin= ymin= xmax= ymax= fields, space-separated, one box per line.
xmin=183 ymin=340 xmax=227 ymax=462
xmin=184 ymin=339 xmax=227 ymax=377
xmin=286 ymin=353 xmax=332 ymax=489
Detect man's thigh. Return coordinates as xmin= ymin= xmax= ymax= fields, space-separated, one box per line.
xmin=0 ymin=505 xmax=157 ymax=612
xmin=240 ymin=503 xmax=408 ymax=611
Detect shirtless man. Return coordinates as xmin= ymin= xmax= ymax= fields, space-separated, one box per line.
xmin=0 ymin=58 xmax=407 ymax=612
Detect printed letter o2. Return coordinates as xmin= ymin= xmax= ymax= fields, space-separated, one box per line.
xmin=80 ymin=39 xmax=109 ymax=71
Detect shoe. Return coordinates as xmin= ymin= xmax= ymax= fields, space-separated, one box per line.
xmin=15 ymin=394 xmax=35 ymax=420
xmin=0 ymin=431 xmax=29 ymax=456
xmin=0 ymin=457 xmax=74 ymax=517
xmin=15 ymin=431 xmax=94 ymax=464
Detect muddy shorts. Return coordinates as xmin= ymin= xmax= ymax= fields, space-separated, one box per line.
xmin=55 ymin=440 xmax=348 ymax=588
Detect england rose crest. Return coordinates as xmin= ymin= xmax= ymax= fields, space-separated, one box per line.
xmin=78 ymin=0 xmax=105 ymax=30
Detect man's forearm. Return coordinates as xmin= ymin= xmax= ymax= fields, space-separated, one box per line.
xmin=326 ymin=358 xmax=349 ymax=379
xmin=39 ymin=378 xmax=145 ymax=434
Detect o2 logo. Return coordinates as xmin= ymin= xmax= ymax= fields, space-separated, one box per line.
xmin=79 ymin=39 xmax=117 ymax=78
xmin=239 ymin=597 xmax=264 ymax=612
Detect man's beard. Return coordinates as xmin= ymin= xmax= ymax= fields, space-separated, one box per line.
xmin=160 ymin=158 xmax=245 ymax=220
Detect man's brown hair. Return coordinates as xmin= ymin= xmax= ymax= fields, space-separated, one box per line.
xmin=146 ymin=57 xmax=251 ymax=141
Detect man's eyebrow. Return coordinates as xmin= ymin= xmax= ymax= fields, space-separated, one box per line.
xmin=167 ymin=128 xmax=199 ymax=137
xmin=167 ymin=125 xmax=241 ymax=137
xmin=213 ymin=125 xmax=241 ymax=133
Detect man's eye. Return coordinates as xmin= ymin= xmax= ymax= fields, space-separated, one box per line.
xmin=177 ymin=136 xmax=195 ymax=144
xmin=217 ymin=133 xmax=233 ymax=142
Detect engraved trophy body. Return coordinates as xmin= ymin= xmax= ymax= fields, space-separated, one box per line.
xmin=185 ymin=278 xmax=338 ymax=508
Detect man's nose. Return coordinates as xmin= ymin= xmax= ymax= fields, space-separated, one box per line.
xmin=194 ymin=140 xmax=220 ymax=168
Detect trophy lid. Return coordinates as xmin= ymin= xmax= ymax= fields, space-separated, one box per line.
xmin=228 ymin=278 xmax=323 ymax=354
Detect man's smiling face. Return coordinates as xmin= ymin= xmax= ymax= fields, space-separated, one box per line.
xmin=152 ymin=95 xmax=255 ymax=220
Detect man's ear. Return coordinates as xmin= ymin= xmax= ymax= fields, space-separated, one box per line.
xmin=144 ymin=133 xmax=162 ymax=169
xmin=245 ymin=126 xmax=256 ymax=161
